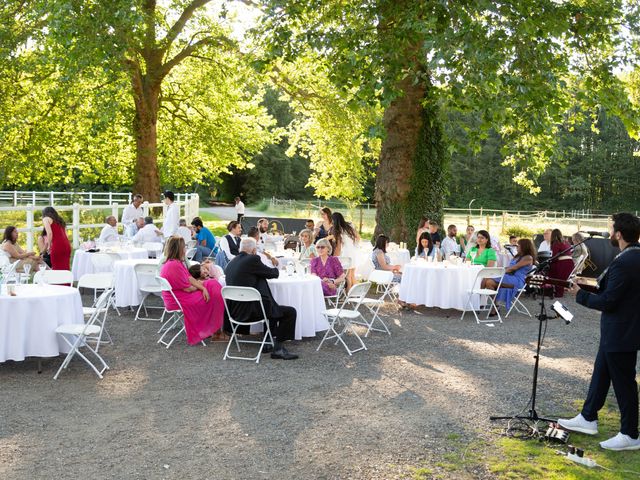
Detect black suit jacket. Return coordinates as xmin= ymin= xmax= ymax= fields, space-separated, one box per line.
xmin=224 ymin=252 xmax=282 ymax=321
xmin=576 ymin=243 xmax=640 ymax=352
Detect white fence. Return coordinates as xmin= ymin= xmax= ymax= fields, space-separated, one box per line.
xmin=0 ymin=193 xmax=199 ymax=251
xmin=0 ymin=190 xmax=196 ymax=207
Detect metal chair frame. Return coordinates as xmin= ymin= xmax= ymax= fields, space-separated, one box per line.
xmin=156 ymin=276 xmax=206 ymax=349
xmin=460 ymin=267 xmax=505 ymax=324
xmin=133 ymin=263 xmax=165 ymax=322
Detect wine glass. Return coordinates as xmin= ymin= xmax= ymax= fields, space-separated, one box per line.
xmin=22 ymin=263 xmax=31 ymax=282
xmin=470 ymin=250 xmax=477 ymax=265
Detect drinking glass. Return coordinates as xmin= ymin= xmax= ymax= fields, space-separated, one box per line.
xmin=23 ymin=263 xmax=31 ymax=281
xmin=470 ymin=251 xmax=477 ymax=264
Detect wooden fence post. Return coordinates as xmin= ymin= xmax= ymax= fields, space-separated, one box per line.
xmin=486 ymin=215 xmax=490 ymax=230
xmin=501 ymin=211 xmax=506 ymax=233
xmin=26 ymin=204 xmax=34 ymax=251
xmin=72 ymin=203 xmax=80 ymax=248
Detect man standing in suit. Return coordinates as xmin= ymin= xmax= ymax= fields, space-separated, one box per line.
xmin=224 ymin=238 xmax=299 ymax=360
xmin=559 ymin=213 xmax=640 ymax=451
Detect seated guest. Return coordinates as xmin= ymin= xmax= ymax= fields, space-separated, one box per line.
xmin=131 ymin=217 xmax=145 ymax=236
xmin=299 ymin=229 xmax=317 ymax=260
xmin=216 ymin=221 xmax=242 ymax=269
xmin=98 ymin=216 xmax=119 ymax=243
xmin=483 ymin=239 xmax=536 ymax=316
xmin=1 ymin=226 xmax=43 ymax=272
xmin=224 ymin=238 xmax=299 ymax=360
xmin=428 ymin=220 xmax=441 ymax=247
xmin=490 ymin=233 xmax=503 ymax=253
xmin=460 ymin=225 xmax=475 ymax=253
xmin=441 ymin=224 xmax=461 ymax=258
xmin=372 ymin=234 xmax=402 ymax=283
xmin=305 ymin=219 xmax=315 ymax=231
xmin=247 ymin=227 xmax=279 ymax=267
xmin=133 ymin=216 xmax=163 ymax=243
xmin=415 ymin=215 xmax=429 ymax=247
xmin=159 ymin=236 xmax=225 ymax=344
xmin=504 ymin=235 xmax=519 ymax=256
xmin=37 ymin=228 xmax=51 ymax=268
xmin=415 ymin=231 xmax=437 ymax=260
xmin=571 ymin=232 xmax=589 ymax=274
xmin=466 ymin=229 xmax=497 ymax=266
xmin=177 ymin=219 xmax=193 ymax=246
xmin=191 ymin=217 xmax=217 ymax=262
xmin=548 ymin=228 xmax=574 ymax=297
xmin=538 ymin=228 xmax=552 ymax=253
xmin=311 ymin=238 xmax=346 ymax=296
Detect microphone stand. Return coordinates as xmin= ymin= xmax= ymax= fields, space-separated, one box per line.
xmin=489 ymin=236 xmax=585 ymax=429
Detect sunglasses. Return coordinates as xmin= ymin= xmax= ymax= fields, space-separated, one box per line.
xmin=317 ymin=246 xmax=327 ymax=249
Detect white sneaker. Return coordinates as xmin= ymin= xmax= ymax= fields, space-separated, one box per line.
xmin=600 ymin=432 xmax=640 ymax=451
xmin=557 ymin=414 xmax=598 ymax=435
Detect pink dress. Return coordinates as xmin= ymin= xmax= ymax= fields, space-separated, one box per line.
xmin=311 ymin=256 xmax=344 ymax=296
xmin=160 ymin=259 xmax=224 ymax=345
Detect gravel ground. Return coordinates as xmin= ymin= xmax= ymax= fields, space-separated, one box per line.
xmin=0 ymin=293 xmax=620 ymax=479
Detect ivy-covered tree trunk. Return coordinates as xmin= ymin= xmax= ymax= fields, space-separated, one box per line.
xmin=374 ymin=79 xmax=448 ymax=251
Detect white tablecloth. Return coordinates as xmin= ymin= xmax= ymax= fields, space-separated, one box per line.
xmin=0 ymin=284 xmax=84 ymax=362
xmin=267 ymin=274 xmax=329 ymax=340
xmin=388 ymin=249 xmax=411 ymax=266
xmin=399 ymin=262 xmax=483 ymax=310
xmin=72 ymin=248 xmax=149 ymax=281
xmin=113 ymin=258 xmax=161 ymax=307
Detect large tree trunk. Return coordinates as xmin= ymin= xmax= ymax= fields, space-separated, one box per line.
xmin=131 ymin=80 xmax=161 ymax=202
xmin=374 ymin=79 xmax=448 ymax=251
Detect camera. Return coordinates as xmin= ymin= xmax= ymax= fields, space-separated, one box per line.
xmin=552 ymin=301 xmax=573 ymax=324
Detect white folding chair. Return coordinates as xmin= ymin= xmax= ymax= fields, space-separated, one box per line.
xmin=346 ymin=270 xmax=393 ymax=336
xmin=77 ymin=273 xmax=115 ymax=350
xmin=185 ymin=247 xmax=197 ymax=261
xmin=317 ymin=282 xmax=371 ymax=355
xmin=33 ymin=269 xmax=74 ymax=285
xmin=221 ymin=286 xmax=274 ymax=363
xmin=461 ymin=267 xmax=505 ymax=324
xmin=156 ymin=276 xmax=206 ymax=349
xmin=505 ymin=287 xmax=533 ymax=318
xmin=0 ymin=261 xmax=19 ymax=284
xmin=144 ymin=242 xmax=163 ymax=259
xmin=90 ymin=253 xmax=114 ymax=270
xmin=133 ymin=263 xmax=165 ymax=322
xmin=53 ymin=289 xmax=111 ymax=379
xmin=569 ymin=254 xmax=588 ymax=280
xmin=186 ymin=239 xmax=197 ymax=250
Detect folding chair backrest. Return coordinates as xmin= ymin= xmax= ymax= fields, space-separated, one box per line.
xmin=185 ymin=248 xmax=197 ymax=260
xmin=90 ymin=253 xmax=114 ymax=269
xmin=343 ymin=282 xmax=371 ymax=308
xmin=107 ymin=252 xmax=122 ymax=265
xmin=77 ymin=272 xmax=114 ymax=290
xmin=221 ymin=286 xmax=268 ymax=322
xmin=40 ymin=269 xmax=74 ymax=285
xmin=134 ymin=263 xmax=161 ymax=285
xmin=569 ymin=254 xmax=587 ymax=279
xmin=186 ymin=240 xmax=197 ymax=249
xmin=82 ymin=289 xmax=113 ymax=334
xmin=471 ymin=267 xmax=504 ymax=289
xmin=368 ymin=269 xmax=394 ymax=285
xmin=156 ymin=275 xmax=183 ymax=312
xmin=338 ymin=256 xmax=352 ymax=270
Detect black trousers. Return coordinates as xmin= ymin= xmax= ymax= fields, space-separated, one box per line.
xmin=269 ymin=305 xmax=297 ymax=342
xmin=581 ymin=348 xmax=639 ymax=438
xmin=237 ymin=214 xmax=244 ymax=223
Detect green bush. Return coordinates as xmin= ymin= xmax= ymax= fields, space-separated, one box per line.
xmin=505 ymin=225 xmax=535 ymax=239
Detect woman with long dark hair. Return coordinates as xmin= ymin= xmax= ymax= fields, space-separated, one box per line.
xmin=330 ymin=212 xmax=360 ymax=289
xmin=372 ymin=235 xmax=401 ymax=282
xmin=1 ymin=226 xmax=42 ymax=272
xmin=42 ymin=207 xmax=71 ymax=270
xmin=415 ymin=231 xmax=436 ymax=259
xmin=548 ymin=228 xmax=574 ymax=297
xmin=314 ymin=207 xmax=333 ymax=243
xmin=465 ymin=229 xmax=497 ymax=267
xmin=415 ymin=215 xmax=429 ymax=247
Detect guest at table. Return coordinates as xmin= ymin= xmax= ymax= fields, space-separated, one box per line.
xmin=216 ymin=220 xmax=242 ymax=269
xmin=311 ymin=238 xmax=345 ymax=296
xmin=191 ymin=217 xmax=217 ymax=262
xmin=331 ymin=212 xmax=360 ymax=290
xmin=305 ymin=219 xmax=315 ymax=231
xmin=299 ymin=229 xmax=317 ymax=260
xmin=257 ymin=218 xmax=270 ymax=251
xmin=247 ymin=227 xmax=279 ymax=267
xmin=416 ymin=231 xmax=437 ymax=260
xmin=37 ymin=228 xmax=51 ymax=268
xmin=98 ymin=216 xmax=119 ymax=243
xmin=466 ymin=229 xmax=497 ymax=267
xmin=161 ymin=190 xmax=180 ymax=238
xmin=224 ymin=237 xmax=299 ymax=360
xmin=1 ymin=226 xmax=42 ymax=272
xmin=177 ymin=219 xmax=193 ymax=246
xmin=372 ymin=234 xmax=401 ymax=283
xmin=133 ymin=216 xmax=163 ymax=243
xmin=314 ymin=207 xmax=332 ymax=244
xmin=415 ymin=216 xmax=429 ymax=247
xmin=504 ymin=235 xmax=519 ymax=257
xmin=160 ymin=236 xmax=224 ymax=345
xmin=538 ymin=228 xmax=552 ymax=253
xmin=548 ymin=228 xmax=574 ymax=297
xmin=484 ymin=239 xmax=536 ymax=316
xmin=571 ymin=232 xmax=589 ymax=274
xmin=121 ymin=194 xmax=144 ymax=237
xmin=42 ymin=206 xmax=71 ymax=270
xmin=428 ymin=220 xmax=441 ymax=247
xmin=441 ymin=225 xmax=461 ymax=258
xmin=460 ymin=225 xmax=475 ymax=254
xmin=133 ymin=217 xmax=145 ymax=235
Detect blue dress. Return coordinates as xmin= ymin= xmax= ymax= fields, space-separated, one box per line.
xmin=496 ymin=258 xmax=531 ymax=310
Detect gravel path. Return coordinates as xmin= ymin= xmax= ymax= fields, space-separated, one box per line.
xmin=0 ymin=294 xmax=618 ymax=479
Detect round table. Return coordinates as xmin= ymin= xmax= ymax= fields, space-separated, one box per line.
xmin=72 ymin=247 xmax=149 ymax=281
xmin=399 ymin=262 xmax=483 ymax=310
xmin=113 ymin=258 xmax=161 ymax=307
xmin=388 ymin=248 xmax=411 ymax=266
xmin=0 ymin=284 xmax=84 ymax=362
xmin=267 ymin=273 xmax=329 ymax=339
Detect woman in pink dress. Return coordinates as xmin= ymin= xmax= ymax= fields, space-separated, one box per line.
xmin=310 ymin=238 xmax=345 ymax=296
xmin=160 ymin=236 xmax=224 ymax=345
xmin=548 ymin=228 xmax=574 ymax=298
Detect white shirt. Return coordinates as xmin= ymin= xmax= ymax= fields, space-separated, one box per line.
xmin=121 ymin=203 xmax=143 ymax=226
xmin=162 ymin=203 xmax=180 ymax=238
xmin=235 ymin=201 xmax=245 ymax=214
xmin=218 ymin=234 xmax=241 ymax=260
xmin=490 ymin=235 xmax=502 ymax=253
xmin=538 ymin=240 xmax=551 ymax=253
xmin=98 ymin=225 xmax=119 ymax=243
xmin=177 ymin=226 xmax=192 ymax=245
xmin=259 ymin=252 xmax=279 ymax=268
xmin=441 ymin=236 xmax=461 ymax=258
xmin=133 ymin=224 xmax=162 ymax=243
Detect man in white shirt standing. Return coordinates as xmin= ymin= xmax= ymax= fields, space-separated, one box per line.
xmin=133 ymin=217 xmax=163 ymax=243
xmin=538 ymin=228 xmax=552 ymax=253
xmin=235 ymin=196 xmax=245 ymax=223
xmin=99 ymin=216 xmax=119 ymax=243
xmin=121 ymin=194 xmax=144 ymax=237
xmin=441 ymin=224 xmax=461 ymax=258
xmin=161 ymin=190 xmax=180 ymax=239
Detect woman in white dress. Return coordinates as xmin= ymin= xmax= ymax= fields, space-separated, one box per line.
xmin=330 ymin=212 xmax=360 ymax=290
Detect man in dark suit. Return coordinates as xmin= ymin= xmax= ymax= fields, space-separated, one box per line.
xmin=224 ymin=237 xmax=298 ymax=360
xmin=559 ymin=212 xmax=640 ymax=451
